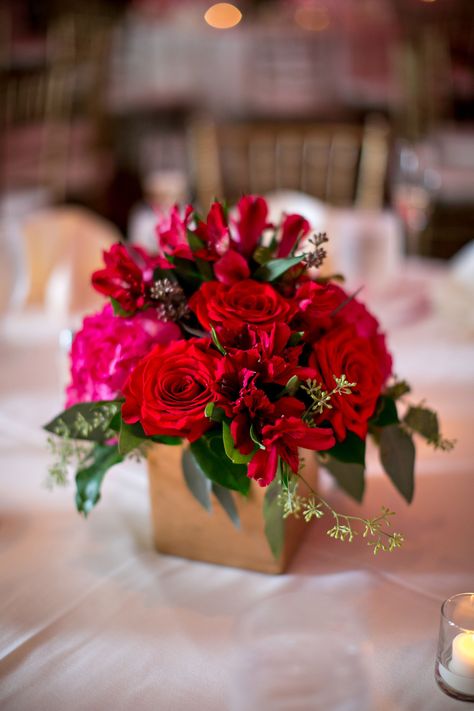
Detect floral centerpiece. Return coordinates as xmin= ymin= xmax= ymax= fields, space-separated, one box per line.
xmin=45 ymin=195 xmax=453 ymax=564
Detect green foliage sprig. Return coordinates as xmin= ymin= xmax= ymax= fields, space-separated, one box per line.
xmin=278 ymin=463 xmax=404 ymax=555
xmin=46 ymin=426 xmax=90 ymax=488
xmin=301 ymin=374 xmax=357 ymax=423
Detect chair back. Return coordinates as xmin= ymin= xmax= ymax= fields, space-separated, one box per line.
xmin=190 ymin=116 xmax=390 ymax=210
xmin=21 ymin=206 xmax=120 ymax=319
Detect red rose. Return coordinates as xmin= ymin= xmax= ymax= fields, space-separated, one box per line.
xmin=296 ymin=281 xmax=393 ymax=382
xmin=296 ymin=282 xmax=344 ymax=331
xmin=304 ymin=324 xmax=385 ymax=441
xmin=337 ymin=294 xmax=393 ymax=383
xmin=122 ymin=338 xmax=219 ymax=441
xmin=189 ymin=279 xmax=296 ymax=331
xmin=92 ymin=244 xmax=168 ymax=313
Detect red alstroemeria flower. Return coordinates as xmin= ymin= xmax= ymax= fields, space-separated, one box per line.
xmin=217 ymin=322 xmax=301 ymax=385
xmin=156 ymin=204 xmax=194 ymax=260
xmin=92 ymin=244 xmax=169 ymax=314
xmin=233 ymin=195 xmax=271 ymax=258
xmin=194 ymin=202 xmax=230 ymax=260
xmin=248 ymin=398 xmax=335 ymax=486
xmin=212 ymin=353 xmax=275 ymax=454
xmin=276 ymin=213 xmax=310 ymax=258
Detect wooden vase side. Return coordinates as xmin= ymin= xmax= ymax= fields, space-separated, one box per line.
xmin=147 ymin=444 xmax=318 ymax=574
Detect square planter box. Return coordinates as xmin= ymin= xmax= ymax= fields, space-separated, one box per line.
xmin=147 ymin=444 xmax=318 ymax=574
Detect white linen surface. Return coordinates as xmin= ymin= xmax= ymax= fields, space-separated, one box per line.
xmin=1 ymin=262 xmax=473 ymax=711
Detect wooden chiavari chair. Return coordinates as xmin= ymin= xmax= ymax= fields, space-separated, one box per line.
xmin=190 ymin=115 xmax=390 ymax=211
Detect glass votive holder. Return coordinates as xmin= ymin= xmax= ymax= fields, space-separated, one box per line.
xmin=435 ymin=593 xmax=474 ymax=702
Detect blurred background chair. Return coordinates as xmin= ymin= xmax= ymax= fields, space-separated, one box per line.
xmin=0 ymin=66 xmax=74 ymax=199
xmin=21 ymin=206 xmax=120 ymax=322
xmin=0 ymin=9 xmax=115 ymax=206
xmin=190 ymin=115 xmax=390 ymax=211
xmin=1 ymin=0 xmax=473 ymax=271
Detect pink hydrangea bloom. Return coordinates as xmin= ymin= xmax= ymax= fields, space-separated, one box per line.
xmin=66 ymin=304 xmax=181 ymax=407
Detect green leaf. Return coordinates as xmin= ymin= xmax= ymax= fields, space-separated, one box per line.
xmin=222 ymin=421 xmax=254 ymax=464
xmin=152 ymin=435 xmax=182 ymax=445
xmin=210 ymin=325 xmax=226 ymax=355
xmin=277 ymin=457 xmax=290 ymax=488
xmin=288 ymin=332 xmax=304 ymax=346
xmin=212 ymin=482 xmax=240 ymax=528
xmin=171 ymin=257 xmax=205 ymax=288
xmin=153 ymin=265 xmax=175 ymax=281
xmin=250 ymin=424 xmax=265 ymax=450
xmin=196 ymin=258 xmax=214 ymax=281
xmin=263 ymin=477 xmax=284 ymax=559
xmin=44 ymin=401 xmax=122 ymax=442
xmin=203 ymin=402 xmax=225 ymax=422
xmin=118 ymin=420 xmax=147 ymax=456
xmin=322 ymin=456 xmax=365 ymax=502
xmin=108 ymin=412 xmax=122 ymax=434
xmin=385 ymin=379 xmax=411 ymax=400
xmin=204 ymin=402 xmax=215 ymax=418
xmin=403 ymin=405 xmax=439 ymax=442
xmin=252 ymin=246 xmax=274 ymax=265
xmin=328 ymin=431 xmax=366 ymax=466
xmin=315 ymin=273 xmax=345 ymax=284
xmin=190 ymin=432 xmax=251 ymax=495
xmin=186 ymin=229 xmax=205 ymax=253
xmin=371 ymin=396 xmax=399 ymax=428
xmin=253 ymin=256 xmax=302 ymax=282
xmin=182 ymin=446 xmax=212 ymax=511
xmin=110 ymin=298 xmax=134 ymax=317
xmin=379 ymin=425 xmax=415 ymax=503
xmin=75 ymin=444 xmax=122 ymax=516
xmin=283 ymin=375 xmax=300 ymax=395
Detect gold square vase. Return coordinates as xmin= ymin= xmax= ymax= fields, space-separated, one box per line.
xmin=147 ymin=445 xmax=318 ymax=574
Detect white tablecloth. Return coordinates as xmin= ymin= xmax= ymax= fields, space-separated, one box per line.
xmin=1 ymin=263 xmax=474 ymax=711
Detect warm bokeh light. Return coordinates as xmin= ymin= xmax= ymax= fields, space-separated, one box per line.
xmin=204 ymin=3 xmax=242 ymax=30
xmin=294 ymin=4 xmax=330 ymax=32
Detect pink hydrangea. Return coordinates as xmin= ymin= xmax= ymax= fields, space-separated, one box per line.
xmin=66 ymin=304 xmax=181 ymax=407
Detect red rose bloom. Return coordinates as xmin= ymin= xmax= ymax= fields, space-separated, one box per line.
xmin=189 ymin=279 xmax=296 ymax=331
xmin=304 ymin=324 xmax=385 ymax=441
xmin=122 ymin=338 xmax=219 ymax=441
xmin=296 ymin=281 xmax=393 ymax=382
xmin=296 ymin=282 xmax=344 ymax=331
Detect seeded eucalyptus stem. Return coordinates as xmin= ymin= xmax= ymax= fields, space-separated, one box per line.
xmin=279 ymin=465 xmax=404 ymax=554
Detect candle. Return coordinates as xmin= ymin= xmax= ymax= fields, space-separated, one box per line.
xmin=439 ymin=632 xmax=474 ymax=697
xmin=451 ymin=633 xmax=474 ymax=676
xmin=436 ymin=593 xmax=474 ymax=701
